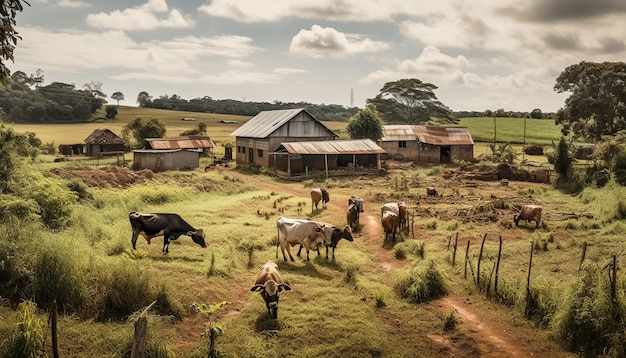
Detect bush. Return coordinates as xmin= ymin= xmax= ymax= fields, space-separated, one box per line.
xmin=613 ymin=150 xmax=626 ymax=186
xmin=33 ymin=247 xmax=86 ymax=311
xmin=395 ymin=261 xmax=447 ymax=303
xmin=4 ymin=301 xmax=46 ymax=358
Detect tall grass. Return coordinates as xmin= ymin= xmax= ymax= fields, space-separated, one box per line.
xmin=3 ymin=301 xmax=46 ymax=358
xmin=395 ymin=261 xmax=447 ymax=303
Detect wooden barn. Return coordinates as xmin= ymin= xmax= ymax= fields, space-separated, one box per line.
xmin=271 ymin=139 xmax=385 ymax=178
xmin=380 ymin=125 xmax=474 ymax=163
xmin=84 ymin=129 xmax=127 ymax=157
xmin=131 ymin=149 xmax=202 ymax=172
xmin=230 ymin=108 xmax=336 ymax=167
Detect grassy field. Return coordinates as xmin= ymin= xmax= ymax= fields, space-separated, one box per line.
xmin=457 ymin=116 xmax=563 ymax=145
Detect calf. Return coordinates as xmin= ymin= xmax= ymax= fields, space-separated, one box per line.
xmin=426 ymin=187 xmax=438 ymax=197
xmin=250 ymin=260 xmax=291 ymax=319
xmin=347 ymin=203 xmax=359 ymax=229
xmin=298 ymin=223 xmax=354 ymax=260
xmin=382 ymin=211 xmax=398 ymax=242
xmin=311 ymin=188 xmax=330 ymax=211
xmin=276 ymin=217 xmax=328 ymax=261
xmin=514 ymin=205 xmax=543 ymax=228
xmin=129 ymin=212 xmax=206 ymax=254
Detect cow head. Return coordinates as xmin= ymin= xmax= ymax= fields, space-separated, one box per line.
xmin=188 ymin=229 xmax=207 ymax=248
xmin=251 ymin=280 xmax=291 ymax=318
xmin=321 ymin=188 xmax=330 ymax=203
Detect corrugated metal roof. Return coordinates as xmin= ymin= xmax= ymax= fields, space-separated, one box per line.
xmin=382 ymin=125 xmax=474 ymax=145
xmin=276 ymin=139 xmax=386 ymax=155
xmin=230 ymin=108 xmax=335 ymax=138
xmin=145 ymin=136 xmax=215 ymax=150
xmin=132 ymin=148 xmax=203 ymax=153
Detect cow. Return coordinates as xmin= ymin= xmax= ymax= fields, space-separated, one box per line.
xmin=382 ymin=211 xmax=398 ymax=242
xmin=311 ymin=188 xmax=330 ymax=211
xmin=276 ymin=217 xmax=329 ymax=261
xmin=347 ymin=203 xmax=359 ymax=229
xmin=348 ymin=195 xmax=364 ymax=213
xmin=298 ymin=223 xmax=354 ymax=260
xmin=382 ymin=202 xmax=406 ymax=233
xmin=129 ymin=212 xmax=207 ymax=254
xmin=514 ymin=205 xmax=543 ymax=228
xmin=426 ymin=187 xmax=438 ymax=197
xmin=250 ymin=260 xmax=291 ymax=319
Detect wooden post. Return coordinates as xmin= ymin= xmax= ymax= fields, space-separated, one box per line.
xmin=464 ymin=240 xmax=470 ymax=279
xmin=611 ymin=255 xmax=617 ymax=301
xmin=51 ymin=300 xmax=59 ymax=358
xmin=452 ymin=232 xmax=458 ymax=267
xmin=477 ymin=233 xmax=487 ymax=287
xmin=579 ymin=241 xmax=587 ymax=271
xmin=131 ymin=301 xmax=157 ymax=358
xmin=526 ymin=240 xmax=534 ymax=304
xmin=494 ymin=236 xmax=503 ymax=294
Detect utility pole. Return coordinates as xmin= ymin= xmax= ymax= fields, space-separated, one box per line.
xmin=350 ymin=88 xmax=354 ymax=107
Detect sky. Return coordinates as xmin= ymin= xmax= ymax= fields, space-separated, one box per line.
xmin=11 ymin=0 xmax=626 ymax=113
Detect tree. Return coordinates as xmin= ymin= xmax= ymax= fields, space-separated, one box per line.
xmin=181 ymin=122 xmax=207 ymax=136
xmin=110 ymin=91 xmax=124 ymax=107
xmin=136 ymin=91 xmax=152 ymax=107
xmin=554 ymin=137 xmax=574 ymax=183
xmin=122 ymin=117 xmax=166 ymax=148
xmin=554 ymin=61 xmax=626 ymax=142
xmin=346 ymin=107 xmax=384 ymax=142
xmin=530 ymin=108 xmax=543 ymax=119
xmin=105 ymin=105 xmax=117 ymax=119
xmin=366 ymin=78 xmax=457 ymax=125
xmin=0 ymin=1 xmax=29 ymax=84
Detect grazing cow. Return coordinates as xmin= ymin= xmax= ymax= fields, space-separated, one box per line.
xmin=398 ymin=201 xmax=407 ymax=233
xmin=381 ymin=211 xmax=398 ymax=242
xmin=347 ymin=203 xmax=359 ymax=229
xmin=129 ymin=212 xmax=207 ymax=254
xmin=311 ymin=188 xmax=330 ymax=211
xmin=299 ymin=223 xmax=354 ymax=260
xmin=426 ymin=187 xmax=438 ymax=197
xmin=276 ymin=217 xmax=328 ymax=261
xmin=514 ymin=205 xmax=543 ymax=228
xmin=348 ymin=195 xmax=365 ymax=213
xmin=250 ymin=260 xmax=291 ymax=319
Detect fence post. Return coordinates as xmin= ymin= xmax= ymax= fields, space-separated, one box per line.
xmin=526 ymin=240 xmax=534 ymax=305
xmin=579 ymin=241 xmax=587 ymax=271
xmin=611 ymin=255 xmax=617 ymax=301
xmin=477 ymin=233 xmax=487 ymax=287
xmin=452 ymin=232 xmax=458 ymax=267
xmin=464 ymin=240 xmax=470 ymax=279
xmin=494 ymin=236 xmax=503 ymax=294
xmin=51 ymin=300 xmax=59 ymax=358
xmin=131 ymin=301 xmax=157 ymax=358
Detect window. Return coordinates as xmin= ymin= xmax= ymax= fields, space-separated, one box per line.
xmin=258 ymin=149 xmax=264 ymax=157
xmin=398 ymin=141 xmax=407 ymax=148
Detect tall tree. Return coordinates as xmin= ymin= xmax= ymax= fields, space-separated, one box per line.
xmin=111 ymin=91 xmax=124 ymax=107
xmin=554 ymin=61 xmax=626 ymax=142
xmin=366 ymin=78 xmax=457 ymax=125
xmin=137 ymin=91 xmax=152 ymax=107
xmin=346 ymin=107 xmax=384 ymax=142
xmin=122 ymin=117 xmax=166 ymax=148
xmin=0 ymin=1 xmax=28 ymax=84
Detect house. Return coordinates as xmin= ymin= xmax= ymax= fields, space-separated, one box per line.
xmin=380 ymin=125 xmax=474 ymax=163
xmin=271 ymin=139 xmax=385 ymax=178
xmin=230 ymin=108 xmax=336 ymax=167
xmin=84 ymin=129 xmax=127 ymax=157
xmin=131 ymin=135 xmax=216 ymax=172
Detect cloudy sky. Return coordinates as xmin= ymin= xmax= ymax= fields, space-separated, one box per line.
xmin=12 ymin=0 xmax=626 ymax=112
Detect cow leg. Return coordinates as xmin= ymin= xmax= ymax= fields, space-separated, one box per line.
xmin=326 ymin=246 xmax=329 ymax=260
xmin=163 ymin=236 xmax=170 ymax=254
xmin=131 ymin=230 xmax=140 ymax=250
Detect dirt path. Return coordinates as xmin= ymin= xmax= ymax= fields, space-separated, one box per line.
xmin=225 ymin=169 xmax=536 ymax=356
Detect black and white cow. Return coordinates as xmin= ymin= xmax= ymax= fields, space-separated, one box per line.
xmin=129 ymin=212 xmax=206 ymax=254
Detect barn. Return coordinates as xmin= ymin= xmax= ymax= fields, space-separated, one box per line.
xmin=84 ymin=129 xmax=127 ymax=157
xmin=271 ymin=139 xmax=385 ymax=178
xmin=380 ymin=125 xmax=474 ymax=163
xmin=131 ymin=136 xmax=215 ymax=172
xmin=230 ymin=108 xmax=336 ymax=167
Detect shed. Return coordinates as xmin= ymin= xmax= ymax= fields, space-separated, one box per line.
xmin=144 ymin=135 xmax=215 ymax=154
xmin=272 ymin=139 xmax=385 ymax=178
xmin=230 ymin=108 xmax=336 ymax=167
xmin=380 ymin=125 xmax=474 ymax=163
xmin=132 ymin=149 xmax=202 ymax=172
xmin=84 ymin=129 xmax=127 ymax=157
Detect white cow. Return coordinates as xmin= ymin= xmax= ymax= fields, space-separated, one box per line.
xmin=276 ymin=217 xmax=329 ymax=261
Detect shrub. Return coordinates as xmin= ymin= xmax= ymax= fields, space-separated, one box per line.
xmin=4 ymin=301 xmax=46 ymax=358
xmin=395 ymin=261 xmax=447 ymax=303
xmin=443 ymin=310 xmax=458 ymax=331
xmin=33 ymin=248 xmax=86 ymax=311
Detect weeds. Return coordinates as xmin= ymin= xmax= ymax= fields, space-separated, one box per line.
xmin=4 ymin=301 xmax=46 ymax=358
xmin=443 ymin=310 xmax=458 ymax=331
xmin=395 ymin=261 xmax=447 ymax=303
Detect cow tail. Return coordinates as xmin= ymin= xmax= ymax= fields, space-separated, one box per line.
xmin=275 ymin=225 xmax=279 ymax=259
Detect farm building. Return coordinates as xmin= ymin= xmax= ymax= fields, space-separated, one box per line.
xmin=380 ymin=125 xmax=474 ymax=163
xmin=230 ymin=108 xmax=336 ymax=167
xmin=84 ymin=129 xmax=127 ymax=157
xmin=131 ymin=149 xmax=202 ymax=172
xmin=271 ymin=139 xmax=385 ymax=178
xmin=144 ymin=135 xmax=215 ymax=154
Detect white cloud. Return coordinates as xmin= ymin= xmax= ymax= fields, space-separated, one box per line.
xmin=86 ymin=0 xmax=193 ymax=31
xmin=289 ymin=25 xmax=389 ymax=58
xmin=57 ymin=0 xmax=91 ymax=8
xmin=273 ymin=67 xmax=306 ymax=75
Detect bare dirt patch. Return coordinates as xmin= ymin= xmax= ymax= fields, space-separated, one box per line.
xmin=50 ymin=165 xmax=154 ymax=188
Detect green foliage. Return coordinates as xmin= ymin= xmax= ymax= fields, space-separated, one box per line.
xmin=181 ymin=122 xmax=208 ymax=136
xmin=0 ymin=1 xmax=28 ymax=84
xmin=443 ymin=310 xmax=458 ymax=331
xmin=524 ymin=285 xmax=557 ymax=327
xmin=366 ymin=78 xmax=457 ymax=125
xmin=346 ymin=107 xmax=384 ymax=142
xmin=613 ymin=150 xmax=626 ymax=186
xmin=194 ymin=301 xmax=230 ymax=358
xmin=4 ymin=301 xmax=46 ymax=358
xmin=458 ymin=117 xmax=562 ymax=145
xmin=34 ymin=248 xmax=86 ymax=310
xmin=395 ymin=261 xmax=447 ymax=303
xmin=122 ymin=117 xmax=166 ymax=148
xmin=105 ymin=105 xmax=118 ymax=119
xmin=554 ymin=137 xmax=573 ymax=183
xmin=553 ymin=264 xmax=626 ymax=356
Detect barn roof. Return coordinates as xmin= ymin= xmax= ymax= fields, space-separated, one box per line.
xmin=230 ymin=108 xmax=335 ymax=138
xmin=132 ymin=148 xmax=203 ymax=153
xmin=84 ymin=129 xmax=124 ymax=144
xmin=144 ymin=136 xmax=215 ymax=150
xmin=275 ymin=139 xmax=386 ymax=155
xmin=381 ymin=125 xmax=474 ymax=145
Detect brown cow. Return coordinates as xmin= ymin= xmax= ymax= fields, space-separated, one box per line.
xmin=514 ymin=205 xmax=543 ymax=228
xmin=426 ymin=187 xmax=438 ymax=196
xmin=398 ymin=201 xmax=407 ymax=233
xmin=347 ymin=203 xmax=359 ymax=229
xmin=311 ymin=188 xmax=330 ymax=211
xmin=381 ymin=210 xmax=398 ymax=242
xmin=297 ymin=222 xmax=354 ymax=260
xmin=251 ymin=260 xmax=291 ymax=319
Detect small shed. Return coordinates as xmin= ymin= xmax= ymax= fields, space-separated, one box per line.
xmin=230 ymin=108 xmax=336 ymax=167
xmin=132 ymin=149 xmax=202 ymax=172
xmin=84 ymin=129 xmax=127 ymax=157
xmin=271 ymin=139 xmax=385 ymax=178
xmin=144 ymin=136 xmax=215 ymax=154
xmin=380 ymin=125 xmax=474 ymax=163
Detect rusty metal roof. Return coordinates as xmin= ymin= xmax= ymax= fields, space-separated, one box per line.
xmin=382 ymin=125 xmax=473 ymax=145
xmin=276 ymin=139 xmax=386 ymax=155
xmin=145 ymin=136 xmax=215 ymax=150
